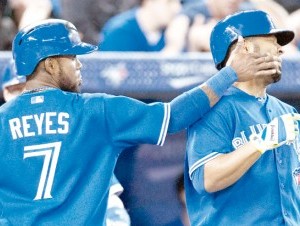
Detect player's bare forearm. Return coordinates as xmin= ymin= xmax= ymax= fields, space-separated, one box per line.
xmin=203 ymin=142 xmax=261 ymax=193
xmin=200 ymin=84 xmax=220 ymax=107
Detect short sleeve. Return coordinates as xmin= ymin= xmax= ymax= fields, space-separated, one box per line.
xmin=186 ymin=107 xmax=233 ymax=179
xmin=104 ymin=95 xmax=170 ymax=148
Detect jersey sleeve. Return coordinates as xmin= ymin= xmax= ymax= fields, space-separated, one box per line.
xmin=104 ymin=95 xmax=170 ymax=148
xmin=186 ymin=105 xmax=233 ymax=180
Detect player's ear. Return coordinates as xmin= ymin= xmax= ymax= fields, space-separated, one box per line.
xmin=44 ymin=57 xmax=59 ymax=75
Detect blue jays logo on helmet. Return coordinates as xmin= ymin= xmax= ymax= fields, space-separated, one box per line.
xmin=210 ymin=10 xmax=295 ymax=70
xmin=12 ymin=19 xmax=98 ymax=76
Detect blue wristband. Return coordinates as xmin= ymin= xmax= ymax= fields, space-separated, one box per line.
xmin=206 ymin=66 xmax=237 ymax=97
xmin=169 ymin=87 xmax=209 ymax=133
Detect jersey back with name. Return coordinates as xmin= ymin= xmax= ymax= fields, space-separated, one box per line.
xmin=0 ymin=88 xmax=169 ymax=225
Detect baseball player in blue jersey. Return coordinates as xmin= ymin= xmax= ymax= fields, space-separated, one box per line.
xmin=185 ymin=10 xmax=300 ymax=226
xmin=0 ymin=18 xmax=282 ymax=225
xmin=1 ymin=61 xmax=130 ymax=225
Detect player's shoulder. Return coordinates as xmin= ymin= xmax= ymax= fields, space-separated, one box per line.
xmin=267 ymin=94 xmax=297 ymax=112
xmin=49 ymin=90 xmax=106 ymax=103
xmin=189 ymin=87 xmax=252 ymax=128
xmin=80 ymin=92 xmax=109 ymax=99
xmin=0 ymin=101 xmax=11 ymax=115
xmin=267 ymin=94 xmax=288 ymax=105
xmin=188 ymin=96 xmax=233 ymax=131
xmin=80 ymin=92 xmax=138 ymax=109
xmin=210 ymin=89 xmax=238 ymax=112
xmin=79 ymin=92 xmax=112 ymax=105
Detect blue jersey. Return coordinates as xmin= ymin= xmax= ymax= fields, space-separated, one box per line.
xmin=99 ymin=8 xmax=165 ymax=51
xmin=185 ymin=87 xmax=300 ymax=226
xmin=0 ymin=88 xmax=170 ymax=225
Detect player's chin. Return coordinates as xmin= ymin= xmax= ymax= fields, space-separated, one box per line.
xmin=62 ymin=82 xmax=81 ymax=93
xmin=73 ymin=82 xmax=81 ymax=93
xmin=271 ymin=72 xmax=281 ymax=83
xmin=78 ymin=78 xmax=82 ymax=87
xmin=72 ymin=77 xmax=82 ymax=92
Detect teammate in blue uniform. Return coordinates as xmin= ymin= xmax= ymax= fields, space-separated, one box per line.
xmin=1 ymin=60 xmax=130 ymax=225
xmin=0 ymin=18 xmax=281 ymax=225
xmin=185 ymin=10 xmax=300 ymax=225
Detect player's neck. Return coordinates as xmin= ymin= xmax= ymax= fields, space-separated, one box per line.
xmin=234 ymin=80 xmax=267 ymax=98
xmin=24 ymin=78 xmax=57 ymax=93
xmin=24 ymin=69 xmax=61 ymax=92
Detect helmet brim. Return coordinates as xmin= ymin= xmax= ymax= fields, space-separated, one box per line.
xmin=270 ymin=29 xmax=295 ymax=46
xmin=63 ymin=42 xmax=98 ymax=55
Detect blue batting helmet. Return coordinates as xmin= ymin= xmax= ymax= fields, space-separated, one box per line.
xmin=12 ymin=19 xmax=98 ymax=76
xmin=210 ymin=10 xmax=295 ymax=70
xmin=1 ymin=60 xmax=26 ymax=90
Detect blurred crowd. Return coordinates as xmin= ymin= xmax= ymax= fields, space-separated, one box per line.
xmin=0 ymin=0 xmax=300 ymax=54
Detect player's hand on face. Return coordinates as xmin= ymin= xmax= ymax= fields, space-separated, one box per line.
xmin=255 ymin=54 xmax=282 ymax=82
xmin=249 ymin=113 xmax=300 ymax=154
xmin=226 ymin=36 xmax=282 ymax=82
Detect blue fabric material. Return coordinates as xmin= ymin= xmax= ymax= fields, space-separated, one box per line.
xmin=205 ymin=66 xmax=237 ymax=98
xmin=0 ymin=89 xmax=168 ymax=225
xmin=185 ymin=86 xmax=300 ymax=225
xmin=169 ymin=66 xmax=237 ymax=133
xmin=99 ymin=8 xmax=165 ymax=51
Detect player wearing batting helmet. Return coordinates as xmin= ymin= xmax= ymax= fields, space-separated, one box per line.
xmin=185 ymin=10 xmax=300 ymax=225
xmin=0 ymin=18 xmax=282 ymax=225
xmin=1 ymin=60 xmax=131 ymax=225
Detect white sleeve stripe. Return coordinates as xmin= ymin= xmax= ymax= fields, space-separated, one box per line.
xmin=189 ymin=152 xmax=222 ymax=179
xmin=157 ymin=103 xmax=170 ymax=146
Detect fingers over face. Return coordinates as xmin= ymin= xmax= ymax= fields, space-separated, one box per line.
xmin=254 ymin=68 xmax=277 ymax=77
xmin=255 ymin=55 xmax=281 ymax=64
xmin=253 ymin=56 xmax=281 ymax=77
xmin=256 ymin=61 xmax=280 ymax=70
